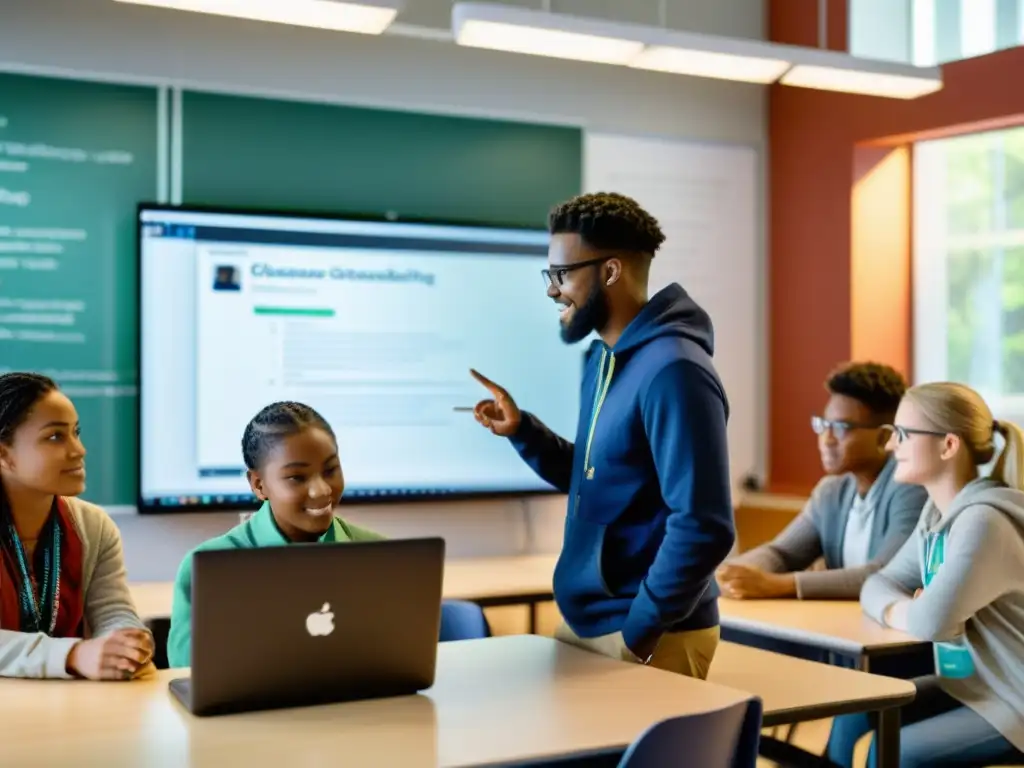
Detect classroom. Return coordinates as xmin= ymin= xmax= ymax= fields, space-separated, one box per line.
xmin=2 ymin=1 xmax=1024 ymax=766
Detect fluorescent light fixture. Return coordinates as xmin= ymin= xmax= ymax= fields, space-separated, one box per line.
xmin=629 ymin=28 xmax=791 ymax=83
xmin=111 ymin=0 xmax=401 ymax=35
xmin=452 ymin=3 xmax=643 ymax=65
xmin=633 ymin=46 xmax=790 ymax=83
xmin=454 ymin=2 xmax=944 ymax=99
xmin=452 ymin=3 xmax=789 ymax=83
xmin=781 ymin=48 xmax=942 ymax=99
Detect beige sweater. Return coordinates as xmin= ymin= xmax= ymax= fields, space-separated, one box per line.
xmin=0 ymin=497 xmax=146 ymax=678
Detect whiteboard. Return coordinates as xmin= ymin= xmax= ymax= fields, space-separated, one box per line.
xmin=584 ymin=132 xmax=762 ymax=494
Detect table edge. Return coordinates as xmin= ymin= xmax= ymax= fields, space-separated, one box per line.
xmin=760 ymin=689 xmax=918 ymax=727
xmin=721 ymin=616 xmax=866 ymax=655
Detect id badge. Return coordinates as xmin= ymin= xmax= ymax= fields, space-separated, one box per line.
xmin=924 ymin=532 xmax=976 ymax=679
xmin=934 ymin=640 xmax=975 ymax=678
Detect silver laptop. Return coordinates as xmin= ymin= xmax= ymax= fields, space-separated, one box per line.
xmin=169 ymin=537 xmax=445 ymax=717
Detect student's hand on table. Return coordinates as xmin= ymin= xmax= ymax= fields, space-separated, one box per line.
xmin=716 ymin=564 xmax=796 ymax=599
xmin=132 ymin=660 xmax=159 ymax=680
xmin=469 ymin=369 xmax=522 ymax=436
xmin=66 ymin=628 xmax=155 ymax=681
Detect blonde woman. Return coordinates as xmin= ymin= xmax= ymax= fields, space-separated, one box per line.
xmin=828 ymin=382 xmax=1024 ymax=767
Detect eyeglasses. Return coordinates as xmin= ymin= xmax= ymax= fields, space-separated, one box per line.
xmin=886 ymin=425 xmax=948 ymax=444
xmin=811 ymin=416 xmax=888 ymax=440
xmin=541 ymin=255 xmax=616 ymax=288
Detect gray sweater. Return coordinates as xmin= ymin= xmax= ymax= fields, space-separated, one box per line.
xmin=0 ymin=497 xmax=147 ymax=678
xmin=731 ymin=458 xmax=927 ymax=598
xmin=861 ymin=477 xmax=1024 ymax=752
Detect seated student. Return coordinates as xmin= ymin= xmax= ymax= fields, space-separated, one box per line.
xmin=717 ymin=361 xmax=927 ymax=601
xmin=0 ymin=372 xmax=153 ymax=680
xmin=828 ymin=382 xmax=1024 ymax=768
xmin=167 ymin=401 xmax=384 ymax=668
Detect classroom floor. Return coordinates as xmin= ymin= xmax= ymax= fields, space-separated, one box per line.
xmin=486 ymin=602 xmax=872 ymax=768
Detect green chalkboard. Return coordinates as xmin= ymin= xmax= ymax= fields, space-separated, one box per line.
xmin=181 ymin=91 xmax=582 ymax=227
xmin=0 ymin=73 xmax=159 ymax=506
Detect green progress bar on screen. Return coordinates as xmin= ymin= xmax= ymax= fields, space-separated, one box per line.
xmin=254 ymin=306 xmax=335 ymax=317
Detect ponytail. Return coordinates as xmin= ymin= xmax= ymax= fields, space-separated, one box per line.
xmin=992 ymin=419 xmax=1024 ymax=492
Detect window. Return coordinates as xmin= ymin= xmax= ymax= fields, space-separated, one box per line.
xmin=914 ymin=0 xmax=1020 ymax=65
xmin=850 ymin=0 xmax=1023 ymax=66
xmin=913 ymin=127 xmax=1024 ymax=422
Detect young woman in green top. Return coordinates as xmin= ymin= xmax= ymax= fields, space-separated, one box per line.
xmin=167 ymin=401 xmax=383 ymax=667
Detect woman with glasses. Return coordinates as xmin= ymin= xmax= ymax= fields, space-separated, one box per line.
xmin=828 ymin=382 xmax=1024 ymax=767
xmin=717 ymin=362 xmax=927 ymax=603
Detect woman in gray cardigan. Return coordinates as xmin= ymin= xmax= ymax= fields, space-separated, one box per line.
xmin=829 ymin=382 xmax=1024 ymax=768
xmin=0 ymin=372 xmax=152 ymax=679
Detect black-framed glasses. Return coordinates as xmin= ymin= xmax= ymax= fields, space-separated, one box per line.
xmin=811 ymin=416 xmax=888 ymax=440
xmin=541 ymin=255 xmax=616 ymax=288
xmin=887 ymin=425 xmax=948 ymax=444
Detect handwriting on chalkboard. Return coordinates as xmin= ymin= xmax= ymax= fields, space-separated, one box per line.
xmin=0 ymin=188 xmax=30 ymax=207
xmin=0 ymin=141 xmax=134 ymax=166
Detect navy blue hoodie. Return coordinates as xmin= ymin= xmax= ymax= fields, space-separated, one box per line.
xmin=510 ymin=283 xmax=735 ymax=654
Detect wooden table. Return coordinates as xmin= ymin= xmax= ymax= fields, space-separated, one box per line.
xmin=131 ymin=555 xmax=559 ymax=633
xmin=710 ymin=642 xmax=916 ymax=768
xmin=718 ymin=597 xmax=928 ymax=670
xmin=1 ymin=635 xmax=754 ymax=767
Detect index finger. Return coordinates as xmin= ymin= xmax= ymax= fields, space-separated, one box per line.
xmin=469 ymin=368 xmax=507 ymax=398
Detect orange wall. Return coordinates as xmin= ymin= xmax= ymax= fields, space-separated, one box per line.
xmin=767 ymin=0 xmax=1024 ymax=492
xmin=850 ymin=146 xmax=912 ymax=368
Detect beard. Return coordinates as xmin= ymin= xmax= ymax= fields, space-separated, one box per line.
xmin=560 ymin=281 xmax=609 ymax=344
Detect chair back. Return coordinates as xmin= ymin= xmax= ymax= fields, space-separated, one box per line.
xmin=145 ymin=616 xmax=171 ymax=670
xmin=439 ymin=599 xmax=492 ymax=642
xmin=617 ymin=696 xmax=762 ymax=768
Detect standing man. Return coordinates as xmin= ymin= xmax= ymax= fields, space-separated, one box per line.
xmin=470 ymin=192 xmax=734 ymax=679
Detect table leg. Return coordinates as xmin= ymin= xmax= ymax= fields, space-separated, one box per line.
xmin=528 ymin=602 xmax=538 ymax=634
xmin=859 ymin=655 xmax=871 ymax=673
xmin=875 ymin=707 xmax=901 ymax=768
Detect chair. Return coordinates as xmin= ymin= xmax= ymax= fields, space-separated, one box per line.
xmin=617 ymin=696 xmax=763 ymax=768
xmin=145 ymin=616 xmax=171 ymax=670
xmin=439 ymin=599 xmax=492 ymax=642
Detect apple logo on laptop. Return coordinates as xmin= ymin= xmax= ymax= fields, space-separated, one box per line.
xmin=306 ymin=602 xmax=335 ymax=637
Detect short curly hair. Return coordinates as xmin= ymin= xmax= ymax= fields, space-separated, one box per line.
xmin=825 ymin=362 xmax=907 ymax=417
xmin=549 ymin=192 xmax=666 ymax=255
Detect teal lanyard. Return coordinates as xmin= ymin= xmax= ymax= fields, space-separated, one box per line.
xmin=3 ymin=512 xmax=61 ymax=635
xmin=922 ymin=528 xmax=976 ymax=678
xmin=923 ymin=531 xmax=944 ymax=586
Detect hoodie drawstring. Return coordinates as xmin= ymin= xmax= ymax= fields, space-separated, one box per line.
xmin=582 ymin=348 xmax=616 ymax=482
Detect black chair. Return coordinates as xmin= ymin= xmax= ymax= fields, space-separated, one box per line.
xmin=617 ymin=696 xmax=763 ymax=768
xmin=145 ymin=616 xmax=171 ymax=670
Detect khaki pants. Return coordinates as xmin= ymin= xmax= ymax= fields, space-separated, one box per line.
xmin=555 ymin=622 xmax=720 ymax=680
